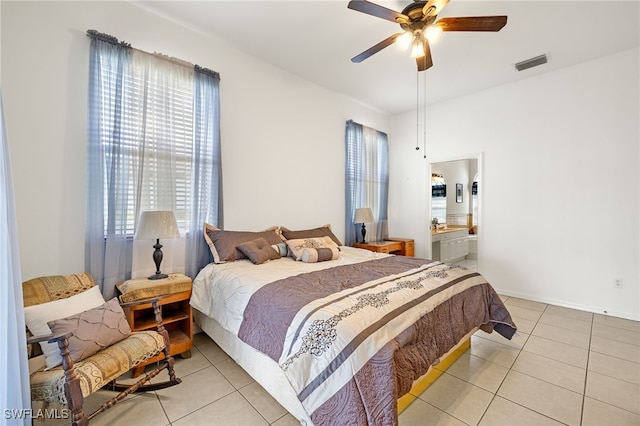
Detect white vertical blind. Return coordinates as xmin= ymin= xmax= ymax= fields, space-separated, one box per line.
xmin=99 ymin=52 xmax=196 ymax=234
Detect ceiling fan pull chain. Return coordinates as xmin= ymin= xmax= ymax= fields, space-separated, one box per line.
xmin=423 ymin=69 xmax=427 ymax=159
xmin=416 ymin=69 xmax=420 ymax=152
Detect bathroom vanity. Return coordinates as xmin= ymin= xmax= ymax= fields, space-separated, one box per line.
xmin=431 ymin=228 xmax=469 ymax=263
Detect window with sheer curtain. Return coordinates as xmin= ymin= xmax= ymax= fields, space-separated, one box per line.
xmin=86 ymin=31 xmax=222 ymax=298
xmin=345 ymin=120 xmax=389 ymax=246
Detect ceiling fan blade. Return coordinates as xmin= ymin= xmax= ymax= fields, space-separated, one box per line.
xmin=416 ymin=41 xmax=433 ymax=71
xmin=422 ymin=0 xmax=450 ymax=18
xmin=347 ymin=0 xmax=409 ymax=24
xmin=351 ymin=33 xmax=402 ymax=63
xmin=437 ymin=16 xmax=508 ymax=32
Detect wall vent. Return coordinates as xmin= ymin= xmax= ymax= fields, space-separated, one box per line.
xmin=515 ymin=54 xmax=548 ymax=72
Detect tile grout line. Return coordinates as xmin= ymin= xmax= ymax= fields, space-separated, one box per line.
xmin=153 ymin=390 xmax=172 ymax=426
xmin=579 ymin=311 xmax=595 ymax=426
xmin=487 ymin=302 xmax=585 ymax=425
xmin=475 ymin=302 xmax=537 ymax=426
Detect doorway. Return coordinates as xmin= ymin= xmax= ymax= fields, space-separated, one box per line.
xmin=427 ymin=153 xmax=483 ymax=271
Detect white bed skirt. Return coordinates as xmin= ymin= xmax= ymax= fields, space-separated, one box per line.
xmin=193 ymin=309 xmax=312 ymax=425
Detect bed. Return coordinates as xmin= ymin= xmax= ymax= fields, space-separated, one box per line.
xmin=190 ymin=225 xmax=517 ymax=425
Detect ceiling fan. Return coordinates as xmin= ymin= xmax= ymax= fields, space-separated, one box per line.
xmin=348 ymin=0 xmax=507 ymax=71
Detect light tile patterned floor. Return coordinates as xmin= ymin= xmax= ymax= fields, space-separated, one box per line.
xmin=35 ymin=295 xmax=639 ymax=426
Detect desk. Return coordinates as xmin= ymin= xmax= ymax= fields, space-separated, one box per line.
xmin=353 ymin=238 xmax=414 ymax=256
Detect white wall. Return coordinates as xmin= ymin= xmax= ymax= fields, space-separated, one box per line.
xmin=1 ymin=1 xmax=389 ymax=281
xmin=2 ymin=2 xmax=637 ymax=321
xmin=389 ymin=48 xmax=640 ymax=320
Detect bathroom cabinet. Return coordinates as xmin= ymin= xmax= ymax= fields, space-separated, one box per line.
xmin=431 ymin=228 xmax=469 ymax=263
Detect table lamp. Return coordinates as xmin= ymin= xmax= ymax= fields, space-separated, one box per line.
xmin=135 ymin=211 xmax=180 ymax=280
xmin=354 ymin=207 xmax=374 ymax=243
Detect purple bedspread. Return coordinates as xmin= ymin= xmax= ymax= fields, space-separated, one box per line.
xmin=238 ymin=257 xmax=516 ymax=425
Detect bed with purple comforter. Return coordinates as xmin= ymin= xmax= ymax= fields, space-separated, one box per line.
xmin=191 ymin=246 xmax=516 ymax=425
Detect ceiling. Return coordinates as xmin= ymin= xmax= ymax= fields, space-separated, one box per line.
xmin=134 ymin=0 xmax=640 ymax=115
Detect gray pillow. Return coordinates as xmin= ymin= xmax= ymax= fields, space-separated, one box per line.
xmin=280 ymin=224 xmax=343 ymax=246
xmin=47 ymin=297 xmax=131 ymax=363
xmin=204 ymin=224 xmax=283 ymax=263
xmin=236 ymin=238 xmax=281 ymax=265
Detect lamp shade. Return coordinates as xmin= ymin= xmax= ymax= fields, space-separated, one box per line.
xmin=354 ymin=207 xmax=374 ymax=224
xmin=135 ymin=211 xmax=180 ymax=240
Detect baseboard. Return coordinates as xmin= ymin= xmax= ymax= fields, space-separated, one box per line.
xmin=496 ymin=289 xmax=640 ymax=322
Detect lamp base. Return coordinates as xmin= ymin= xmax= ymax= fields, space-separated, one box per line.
xmin=148 ymin=239 xmax=168 ymax=280
xmin=147 ymin=273 xmax=169 ymax=280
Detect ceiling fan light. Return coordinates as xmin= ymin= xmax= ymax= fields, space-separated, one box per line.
xmin=424 ymin=25 xmax=443 ymax=43
xmin=410 ymin=39 xmax=425 ymax=58
xmin=396 ymin=31 xmax=413 ymax=50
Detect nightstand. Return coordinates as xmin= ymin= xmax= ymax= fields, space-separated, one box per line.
xmin=117 ymin=273 xmax=193 ymax=377
xmin=353 ymin=238 xmax=414 ymax=256
xmin=385 ymin=238 xmax=414 ymax=257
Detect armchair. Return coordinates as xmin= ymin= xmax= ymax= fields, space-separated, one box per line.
xmin=23 ymin=273 xmax=181 ymax=425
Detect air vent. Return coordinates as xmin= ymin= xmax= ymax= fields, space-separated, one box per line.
xmin=515 ymin=54 xmax=548 ymax=72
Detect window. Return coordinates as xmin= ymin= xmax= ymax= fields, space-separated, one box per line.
xmin=100 ymin=61 xmax=197 ymax=234
xmin=472 ymin=177 xmax=478 ymax=227
xmin=431 ymin=173 xmax=446 ymax=224
xmin=345 ymin=120 xmax=389 ymax=246
xmin=86 ymin=30 xmax=222 ymax=295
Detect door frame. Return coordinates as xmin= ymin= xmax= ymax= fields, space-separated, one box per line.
xmin=426 ymin=152 xmax=484 ymax=265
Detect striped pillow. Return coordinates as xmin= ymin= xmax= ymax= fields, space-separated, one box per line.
xmin=285 ymin=236 xmax=340 ymax=262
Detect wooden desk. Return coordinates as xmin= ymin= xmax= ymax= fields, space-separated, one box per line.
xmin=353 ymin=238 xmax=414 ymax=256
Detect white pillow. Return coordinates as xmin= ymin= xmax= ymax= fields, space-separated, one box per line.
xmin=24 ymin=286 xmax=106 ymax=369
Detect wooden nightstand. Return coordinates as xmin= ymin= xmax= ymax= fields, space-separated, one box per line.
xmin=385 ymin=238 xmax=414 ymax=257
xmin=117 ymin=273 xmax=193 ymax=377
xmin=353 ymin=238 xmax=414 ymax=256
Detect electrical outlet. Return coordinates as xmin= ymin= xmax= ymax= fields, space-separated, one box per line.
xmin=614 ymin=278 xmax=624 ymax=289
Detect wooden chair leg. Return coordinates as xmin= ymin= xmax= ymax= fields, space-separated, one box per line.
xmin=152 ymin=300 xmax=179 ymax=384
xmin=58 ymin=338 xmax=87 ymax=426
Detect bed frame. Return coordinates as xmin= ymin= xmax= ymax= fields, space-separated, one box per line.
xmin=397 ymin=332 xmax=473 ymax=413
xmin=194 ymin=309 xmax=474 ymax=424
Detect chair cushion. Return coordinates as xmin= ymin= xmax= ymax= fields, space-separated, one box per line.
xmin=117 ymin=274 xmax=192 ymax=303
xmin=29 ymin=331 xmax=165 ymax=404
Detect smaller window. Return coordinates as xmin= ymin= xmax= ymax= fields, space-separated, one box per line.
xmin=472 ymin=176 xmax=478 ymax=227
xmin=431 ymin=173 xmax=446 ymax=224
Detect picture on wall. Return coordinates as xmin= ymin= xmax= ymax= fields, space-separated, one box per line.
xmin=456 ymin=183 xmax=463 ymax=203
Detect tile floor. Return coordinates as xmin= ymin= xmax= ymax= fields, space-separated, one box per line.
xmin=35 ymin=296 xmax=639 ymax=426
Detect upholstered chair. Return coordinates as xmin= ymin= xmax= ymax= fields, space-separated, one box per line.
xmin=23 ymin=273 xmax=181 ymax=425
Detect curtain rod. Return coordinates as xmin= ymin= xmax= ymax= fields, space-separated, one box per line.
xmin=86 ymin=29 xmax=219 ymax=79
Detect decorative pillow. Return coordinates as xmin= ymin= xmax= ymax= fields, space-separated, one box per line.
xmin=23 ymin=285 xmax=106 ymax=369
xmin=286 ymin=236 xmax=341 ymax=262
xmin=203 ymin=223 xmax=282 ymax=263
xmin=236 ymin=238 xmax=281 ymax=265
xmin=47 ymin=297 xmax=131 ymax=364
xmin=271 ymin=242 xmax=289 ymax=257
xmin=299 ymin=246 xmax=340 ymax=263
xmin=280 ymin=224 xmax=343 ymax=246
